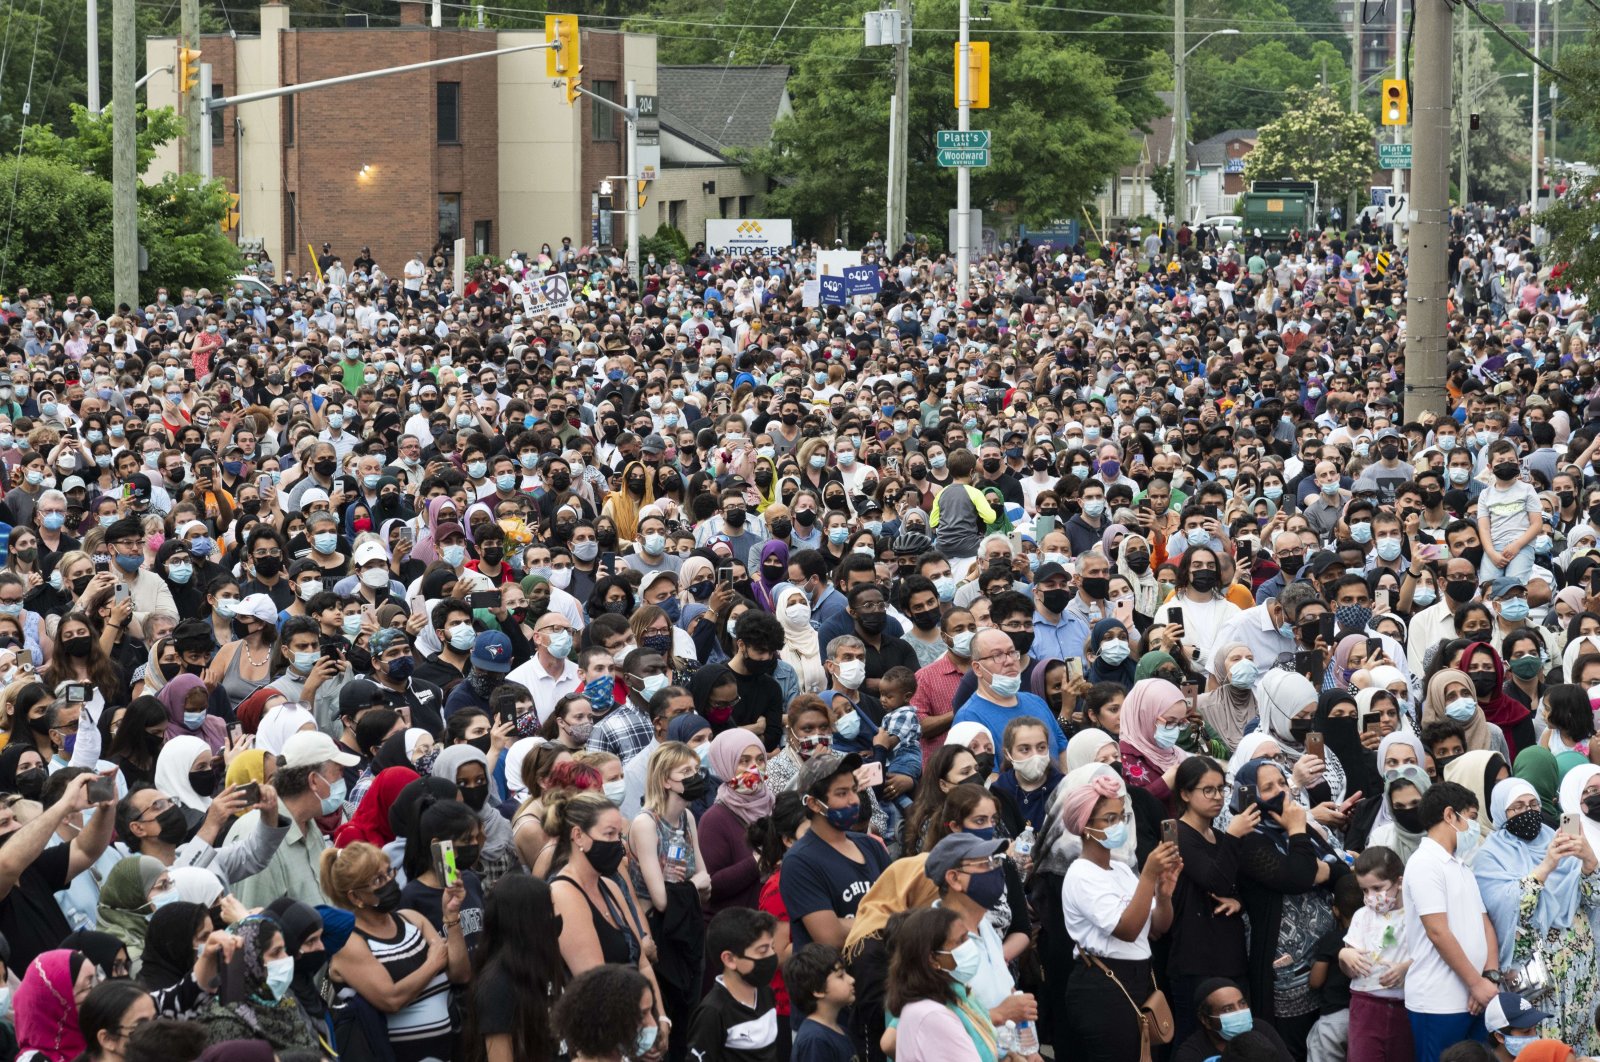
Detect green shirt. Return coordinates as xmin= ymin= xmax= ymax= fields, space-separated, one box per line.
xmin=224 ymin=810 xmax=331 ymax=910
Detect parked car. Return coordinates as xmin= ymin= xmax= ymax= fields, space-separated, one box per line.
xmin=1196 ymin=215 xmax=1242 ymax=241
xmin=231 ymin=274 xmax=274 ymax=299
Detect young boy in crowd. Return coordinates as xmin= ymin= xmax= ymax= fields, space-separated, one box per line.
xmin=688 ymin=907 xmax=781 ymax=1062
xmin=1420 ymin=719 xmax=1468 ymax=782
xmin=785 ymin=943 xmax=859 ymax=1062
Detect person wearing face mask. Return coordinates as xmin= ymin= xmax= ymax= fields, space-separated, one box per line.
xmin=224 ymin=730 xmax=361 ymax=909
xmin=1057 ymin=769 xmax=1181 ymax=1061
xmin=952 ymin=628 xmax=1067 ymax=776
xmin=92 ymin=855 xmax=177 ymax=970
xmin=1401 ymin=780 xmax=1500 ymax=1059
xmin=910 ymin=608 xmax=979 ymax=766
xmin=399 ymin=797 xmax=489 ymax=957
xmin=191 ymin=914 xmax=321 ymax=1052
xmin=990 ymin=717 xmax=1063 ymax=838
xmin=779 ymin=751 xmax=891 ymax=954
xmin=366 ymin=630 xmax=445 ymax=737
xmin=320 ymin=840 xmax=470 ymax=1060
xmin=1475 ymin=776 xmax=1600 ymax=1055
xmin=429 ymin=743 xmax=518 ymax=889
xmin=919 ymin=831 xmax=1038 ymax=1029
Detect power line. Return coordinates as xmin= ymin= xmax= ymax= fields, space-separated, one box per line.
xmin=1457 ymin=0 xmax=1563 ymax=78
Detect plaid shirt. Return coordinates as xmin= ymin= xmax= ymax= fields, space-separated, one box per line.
xmin=911 ymin=652 xmax=967 ymax=765
xmin=588 ymin=700 xmax=656 ymax=765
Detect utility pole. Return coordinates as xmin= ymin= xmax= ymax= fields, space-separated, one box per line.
xmin=87 ymin=0 xmax=100 ymax=113
xmin=1403 ymin=0 xmax=1450 ymax=421
xmin=626 ymin=79 xmax=640 ymax=284
xmin=1390 ymin=0 xmax=1405 ymax=248
xmin=1530 ymin=0 xmax=1541 ymax=215
xmin=886 ymin=92 xmax=897 ymax=245
xmin=112 ymin=0 xmax=136 ymax=307
xmin=893 ymin=0 xmax=909 ymax=249
xmin=1350 ymin=8 xmax=1359 ymax=220
xmin=1458 ymin=5 xmax=1468 ymax=206
xmin=1550 ymin=0 xmax=1559 ymax=160
xmin=955 ymin=0 xmax=970 ymax=296
xmin=1172 ymin=0 xmax=1185 ymax=229
xmin=181 ymin=0 xmax=201 ymax=174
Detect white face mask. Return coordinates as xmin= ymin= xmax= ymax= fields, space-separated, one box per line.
xmin=836 ymin=660 xmax=866 ymax=690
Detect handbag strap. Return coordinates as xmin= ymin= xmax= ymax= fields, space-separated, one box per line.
xmin=1083 ymin=953 xmax=1162 ymax=1050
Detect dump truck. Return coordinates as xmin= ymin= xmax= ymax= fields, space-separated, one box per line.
xmin=1238 ymin=180 xmax=1318 ymax=243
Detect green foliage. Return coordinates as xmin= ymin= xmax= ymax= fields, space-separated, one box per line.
xmin=1187 ymin=39 xmax=1351 ymax=142
xmin=1150 ymin=162 xmax=1176 ymax=216
xmin=1452 ymin=30 xmax=1523 ymax=204
xmin=0 ymin=157 xmax=115 ymax=299
xmin=1244 ymin=87 xmax=1377 ymax=208
xmin=1540 ymin=13 xmax=1600 ymax=302
xmin=640 ymin=224 xmax=690 ymax=263
xmin=137 ymin=172 xmax=245 ymax=302
xmin=743 ymin=0 xmax=1137 ymax=238
xmin=22 ymin=103 xmax=183 ymax=181
xmin=466 ymin=254 xmax=499 ymax=272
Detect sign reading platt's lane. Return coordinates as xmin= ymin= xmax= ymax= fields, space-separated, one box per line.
xmin=937 ymin=129 xmax=990 ymax=149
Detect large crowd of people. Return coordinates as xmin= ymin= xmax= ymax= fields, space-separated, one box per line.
xmin=0 ymin=206 xmax=1592 ymax=1062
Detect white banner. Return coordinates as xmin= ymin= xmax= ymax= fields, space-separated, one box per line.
xmin=815 ymin=248 xmax=862 ymax=276
xmin=515 ymin=272 xmax=577 ymax=318
xmin=705 ymin=218 xmax=794 ymax=253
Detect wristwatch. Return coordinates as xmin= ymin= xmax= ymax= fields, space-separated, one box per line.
xmin=1482 ymin=969 xmax=1502 ymax=985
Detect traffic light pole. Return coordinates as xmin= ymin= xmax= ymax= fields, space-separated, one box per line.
xmin=1403 ymin=0 xmax=1451 ymax=421
xmin=626 ymin=79 xmax=640 ymax=284
xmin=181 ymin=0 xmax=201 ymax=174
xmin=955 ymin=0 xmax=970 ymax=298
xmin=112 ymin=0 xmax=136 ymax=307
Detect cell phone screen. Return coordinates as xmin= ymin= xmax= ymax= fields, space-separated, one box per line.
xmin=1319 ymin=615 xmax=1336 ymax=642
xmin=1167 ymin=606 xmax=1183 ymax=625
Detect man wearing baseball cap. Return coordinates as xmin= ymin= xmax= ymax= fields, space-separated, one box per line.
xmin=922 ymin=832 xmax=1037 ymax=1027
xmin=224 ymin=729 xmax=358 ymax=909
xmin=1482 ymin=992 xmax=1550 ymax=1059
xmin=778 ymin=752 xmax=889 ymax=953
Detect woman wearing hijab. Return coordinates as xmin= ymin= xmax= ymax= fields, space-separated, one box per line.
xmin=1516 ymin=745 xmax=1565 ymax=826
xmin=1325 ymin=633 xmax=1368 ymax=692
xmin=138 ymin=900 xmax=210 ymax=996
xmin=409 ymin=496 xmax=460 ymax=568
xmin=1196 ymin=642 xmax=1261 ymax=755
xmin=1257 ymin=668 xmax=1348 ymax=806
xmin=60 ymin=929 xmax=130 ymax=981
xmin=1115 ymin=531 xmax=1160 ymax=627
xmin=775 ymin=583 xmax=825 ymax=694
xmin=95 ymin=855 xmax=176 ymax=972
xmin=194 ymin=915 xmax=320 ymax=1051
xmin=1116 ymin=677 xmax=1190 ymax=808
xmin=665 ymin=711 xmax=719 ymax=820
xmin=15 ymin=949 xmax=93 ymax=1062
xmin=1231 ymin=753 xmax=1350 ymax=1047
xmin=1313 ymin=688 xmax=1380 ymax=803
xmin=430 ymin=744 xmax=517 ymax=890
xmin=158 ymin=673 xmax=227 ymax=754
xmin=698 ymin=729 xmax=774 ymax=914
xmin=333 ymin=765 xmax=418 ymax=849
xmin=153 ymin=735 xmax=220 ymax=814
xmin=1476 ymin=776 xmax=1600 ymax=1055
xmin=262 ymin=897 xmax=332 ymax=1038
xmin=0 ymin=741 xmax=47 ymax=799
xmin=1065 ymin=728 xmax=1118 ymax=773
xmin=1083 ymin=619 xmax=1136 ymax=689
xmin=1462 ymin=640 xmax=1537 ymax=760
xmin=751 ymin=540 xmax=789 ymax=613
xmin=1423 ymin=667 xmax=1510 ymax=758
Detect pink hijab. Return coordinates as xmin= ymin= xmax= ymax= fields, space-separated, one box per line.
xmin=1118 ymin=677 xmax=1190 ymax=772
xmin=159 ymin=672 xmax=227 ymax=752
xmin=15 ymin=950 xmax=87 ymax=1062
xmin=709 ymin=728 xmax=774 ymax=825
xmin=411 ymin=496 xmax=460 ymax=566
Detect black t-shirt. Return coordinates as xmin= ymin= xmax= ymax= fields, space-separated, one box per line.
xmin=1313 ymin=925 xmax=1352 ymax=1014
xmin=793 ymin=1018 xmax=859 ymax=1062
xmin=778 ymin=831 xmax=890 ymax=950
xmin=730 ymin=669 xmax=785 ymax=752
xmin=686 ymin=979 xmax=780 ymax=1062
xmin=0 ymin=843 xmax=74 ymax=971
xmin=400 ymin=870 xmax=486 ymax=958
xmin=473 ymin=971 xmax=517 ymax=1038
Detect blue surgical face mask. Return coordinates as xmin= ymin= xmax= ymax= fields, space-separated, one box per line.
xmin=1098 ymin=639 xmax=1130 ymax=665
xmin=1500 ymin=597 xmax=1530 ymax=622
xmin=1154 ymin=722 xmax=1186 ymax=749
xmin=1412 ymin=585 xmax=1437 ymax=607
xmin=318 ymin=774 xmax=347 ymax=816
xmin=442 ymin=544 xmax=467 ymax=567
xmin=1217 ymin=1009 xmax=1254 ymax=1041
xmin=182 ymin=710 xmax=207 ymax=730
xmin=293 ymin=650 xmax=320 ymax=674
xmin=1094 ymin=818 xmax=1129 ymax=850
xmin=1350 ymin=522 xmax=1373 ymax=544
xmin=1445 ymin=696 xmax=1478 ymax=723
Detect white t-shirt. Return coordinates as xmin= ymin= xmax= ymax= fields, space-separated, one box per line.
xmin=1402 ymin=836 xmax=1488 ymax=1015
xmin=1477 ymin=478 xmax=1539 ymax=550
xmin=1062 ymin=857 xmax=1152 ymax=960
xmin=1344 ymin=905 xmax=1407 ymax=999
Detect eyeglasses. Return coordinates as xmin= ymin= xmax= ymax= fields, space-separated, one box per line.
xmin=1192 ymin=785 xmax=1228 ymax=798
xmin=982 ymin=649 xmax=1021 ymax=665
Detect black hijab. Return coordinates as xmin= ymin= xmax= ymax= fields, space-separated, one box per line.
xmin=1312 ymin=688 xmax=1379 ymax=798
xmin=60 ymin=928 xmax=128 ymax=981
xmin=139 ymin=901 xmax=209 ymax=990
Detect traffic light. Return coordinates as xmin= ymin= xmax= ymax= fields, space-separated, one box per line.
xmin=1470 ymin=112 xmax=1481 ymax=130
xmin=637 ymin=179 xmax=648 ymax=209
xmin=1381 ymin=78 xmax=1408 ymax=125
xmin=564 ymin=66 xmax=583 ymax=106
xmin=220 ymin=191 xmax=240 ymax=232
xmin=546 ymin=14 xmax=578 ymax=78
xmin=954 ymin=42 xmax=989 ymax=109
xmin=179 ymin=47 xmax=202 ymax=93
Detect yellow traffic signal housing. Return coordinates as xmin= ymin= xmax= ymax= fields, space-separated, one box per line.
xmin=1381 ymin=78 xmax=1408 ymax=125
xmin=564 ymin=66 xmax=583 ymax=106
xmin=637 ymin=179 xmax=648 ymax=209
xmin=955 ymin=42 xmax=989 ymax=109
xmin=179 ymin=47 xmax=202 ymax=93
xmin=220 ymin=191 xmax=240 ymax=232
xmin=546 ymin=14 xmax=579 ymax=78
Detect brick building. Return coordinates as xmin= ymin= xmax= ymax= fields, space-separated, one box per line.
xmin=146 ymin=1 xmax=661 ymax=277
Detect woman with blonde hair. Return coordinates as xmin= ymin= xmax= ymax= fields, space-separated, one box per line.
xmin=629 ymin=741 xmax=708 ymax=1044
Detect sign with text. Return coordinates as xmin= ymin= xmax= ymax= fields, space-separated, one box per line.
xmin=818 ymin=274 xmax=849 ymax=305
xmin=705 ymin=218 xmax=793 ymax=252
xmin=1378 ymin=142 xmax=1412 ymax=169
xmin=842 ymin=264 xmax=881 ymax=295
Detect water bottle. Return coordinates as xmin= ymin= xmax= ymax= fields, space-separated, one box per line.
xmin=1000 ymin=1020 xmax=1019 ymax=1056
xmin=1012 ymin=992 xmax=1040 ymax=1055
xmin=665 ymin=826 xmax=688 ymax=883
xmin=1012 ymin=824 xmax=1035 ymax=861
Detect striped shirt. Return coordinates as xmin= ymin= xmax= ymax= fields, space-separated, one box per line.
xmin=353 ymin=914 xmax=451 ymax=1061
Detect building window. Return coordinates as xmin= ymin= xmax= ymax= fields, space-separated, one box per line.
xmin=718 ymin=196 xmax=734 ymax=218
xmin=669 ymin=200 xmax=685 ymax=231
xmin=284 ymin=95 xmax=294 ymax=146
xmin=211 ymin=83 xmax=225 ymax=144
xmin=437 ymin=82 xmax=460 ymax=144
xmin=473 ymin=220 xmax=492 ymax=256
xmin=740 ymin=194 xmax=754 ymax=215
xmin=438 ymin=194 xmax=461 ymax=244
xmin=593 ymin=80 xmax=617 ymax=140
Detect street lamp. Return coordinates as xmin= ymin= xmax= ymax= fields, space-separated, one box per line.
xmin=1173 ymin=26 xmax=1238 ymax=229
xmin=1458 ymin=71 xmax=1528 ymax=206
